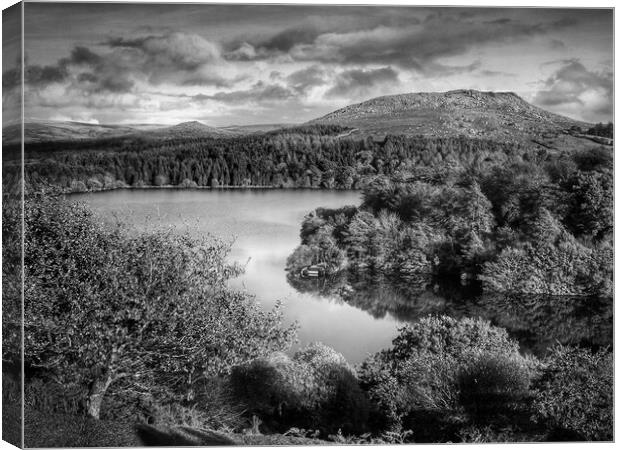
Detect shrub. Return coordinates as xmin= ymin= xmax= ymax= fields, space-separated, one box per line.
xmin=230 ymin=343 xmax=370 ymax=435
xmin=458 ymin=354 xmax=531 ymax=420
xmin=358 ymin=316 xmax=532 ymax=433
xmin=480 ymin=236 xmax=611 ymax=296
xmin=24 ymin=378 xmax=86 ymax=415
xmin=229 ymin=352 xmax=307 ymax=420
xmin=532 ymin=346 xmax=612 ymax=441
xmin=390 ymin=315 xmax=520 ymax=360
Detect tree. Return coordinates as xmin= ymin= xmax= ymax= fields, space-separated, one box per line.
xmin=22 ymin=197 xmax=297 ymax=418
xmin=358 ymin=316 xmax=533 ymax=432
xmin=532 ymin=346 xmax=612 ymax=440
xmin=565 ymin=171 xmax=613 ymax=240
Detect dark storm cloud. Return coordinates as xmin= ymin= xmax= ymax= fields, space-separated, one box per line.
xmin=10 ymin=31 xmax=240 ymax=100
xmin=64 ymin=46 xmax=102 ymax=66
xmin=286 ymin=65 xmax=329 ymax=94
xmin=227 ymin=12 xmax=577 ymax=77
xmin=3 ymin=64 xmax=69 ymax=90
xmin=224 ymin=27 xmax=320 ymax=60
xmin=1 ymin=46 xmax=135 ymax=94
xmin=102 ymin=32 xmax=233 ymax=86
xmin=533 ymin=59 xmax=613 ymax=117
xmin=2 ymin=67 xmax=20 ymax=89
xmin=4 ymin=45 xmax=110 ymax=91
xmin=259 ymin=27 xmax=321 ymax=53
xmin=105 ymin=33 xmax=220 ymax=73
xmin=200 ymin=81 xmax=295 ymax=104
xmin=326 ymin=67 xmax=399 ymax=97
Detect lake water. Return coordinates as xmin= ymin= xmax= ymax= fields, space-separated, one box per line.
xmin=73 ymin=188 xmax=402 ymax=363
xmin=73 ymin=188 xmax=613 ymax=363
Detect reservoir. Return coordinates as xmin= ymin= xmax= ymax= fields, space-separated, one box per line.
xmin=73 ymin=188 xmax=401 ymax=363
xmin=74 ymin=188 xmax=613 ymax=363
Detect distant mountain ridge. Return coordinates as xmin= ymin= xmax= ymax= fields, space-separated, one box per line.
xmin=2 ymin=121 xmax=160 ymax=144
xmin=310 ymin=89 xmax=589 ymax=141
xmin=3 ymin=90 xmax=600 ymax=146
xmin=2 ymin=120 xmax=240 ymax=144
xmin=148 ymin=121 xmax=236 ymax=138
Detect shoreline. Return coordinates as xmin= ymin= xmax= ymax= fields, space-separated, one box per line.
xmin=63 ymin=184 xmax=364 ymax=195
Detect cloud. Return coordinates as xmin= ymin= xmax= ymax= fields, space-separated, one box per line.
xmin=257 ymin=26 xmax=321 ymax=53
xmin=533 ymin=59 xmax=612 ymax=122
xmin=5 ymin=31 xmax=237 ymax=98
xmin=226 ymin=12 xmax=576 ymax=77
xmin=286 ymin=65 xmax=330 ymax=94
xmin=326 ymin=66 xmax=399 ymax=97
xmin=201 ymin=81 xmax=296 ymax=104
xmin=3 ymin=64 xmax=68 ymax=90
xmin=104 ymin=32 xmax=234 ymax=86
xmin=479 ymin=69 xmax=517 ymax=78
xmin=549 ymin=39 xmax=565 ymax=49
xmin=63 ymin=46 xmax=102 ymax=66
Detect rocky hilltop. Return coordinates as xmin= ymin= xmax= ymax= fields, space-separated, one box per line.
xmin=311 ymin=89 xmax=590 ymax=142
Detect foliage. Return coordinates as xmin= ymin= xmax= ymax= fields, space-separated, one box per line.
xmin=20 ymin=195 xmax=297 ymax=418
xmin=230 ymin=343 xmax=370 ymax=436
xmin=2 ymin=196 xmax=22 ymax=364
xmin=358 ymin=316 xmax=533 ymax=433
xmin=565 ymin=170 xmax=613 ymax=240
xmin=532 ymin=346 xmax=613 ymax=441
xmin=457 ymin=354 xmax=531 ymax=419
xmin=480 ymin=236 xmax=611 ymax=296
xmin=290 ymin=147 xmax=612 ymax=296
xmin=7 ymin=133 xmax=534 ymax=194
xmin=585 ymin=122 xmax=613 ymax=139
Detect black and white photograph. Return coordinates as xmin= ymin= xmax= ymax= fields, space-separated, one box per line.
xmin=1 ymin=1 xmax=615 ymax=447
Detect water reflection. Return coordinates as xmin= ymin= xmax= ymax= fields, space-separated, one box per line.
xmin=287 ymin=271 xmax=613 ymax=356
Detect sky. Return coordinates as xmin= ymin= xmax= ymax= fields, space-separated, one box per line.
xmin=2 ymin=3 xmax=614 ymax=126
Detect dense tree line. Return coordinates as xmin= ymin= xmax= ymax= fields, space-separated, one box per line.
xmin=586 ymin=122 xmax=613 ymax=139
xmin=288 ymin=146 xmax=613 ymax=296
xmin=3 ymin=128 xmax=536 ymax=194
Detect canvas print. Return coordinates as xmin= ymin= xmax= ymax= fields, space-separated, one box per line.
xmin=1 ymin=2 xmax=614 ymax=447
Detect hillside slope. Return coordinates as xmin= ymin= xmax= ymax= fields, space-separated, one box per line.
xmin=2 ymin=120 xmax=235 ymax=144
xmin=147 ymin=121 xmax=237 ymax=138
xmin=310 ymin=89 xmax=591 ymax=143
xmin=2 ymin=120 xmax=163 ymax=144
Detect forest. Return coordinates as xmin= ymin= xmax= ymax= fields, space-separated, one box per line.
xmin=4 ymin=125 xmax=535 ymax=194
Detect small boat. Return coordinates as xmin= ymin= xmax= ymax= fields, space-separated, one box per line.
xmin=300 ymin=264 xmax=326 ymax=278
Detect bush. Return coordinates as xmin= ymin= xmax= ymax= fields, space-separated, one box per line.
xmin=458 ymin=354 xmax=531 ymax=420
xmin=390 ymin=315 xmax=520 ymax=360
xmin=230 ymin=343 xmax=370 ymax=436
xmin=480 ymin=237 xmax=611 ymax=296
xmin=229 ymin=353 xmax=307 ymax=421
xmin=532 ymin=346 xmax=612 ymax=441
xmin=358 ymin=316 xmax=533 ymax=434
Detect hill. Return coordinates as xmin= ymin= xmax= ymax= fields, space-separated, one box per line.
xmin=2 ymin=120 xmax=235 ymax=144
xmin=220 ymin=123 xmax=295 ymax=134
xmin=147 ymin=121 xmax=237 ymax=138
xmin=2 ymin=120 xmax=164 ymax=144
xmin=310 ymin=89 xmax=594 ymax=145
